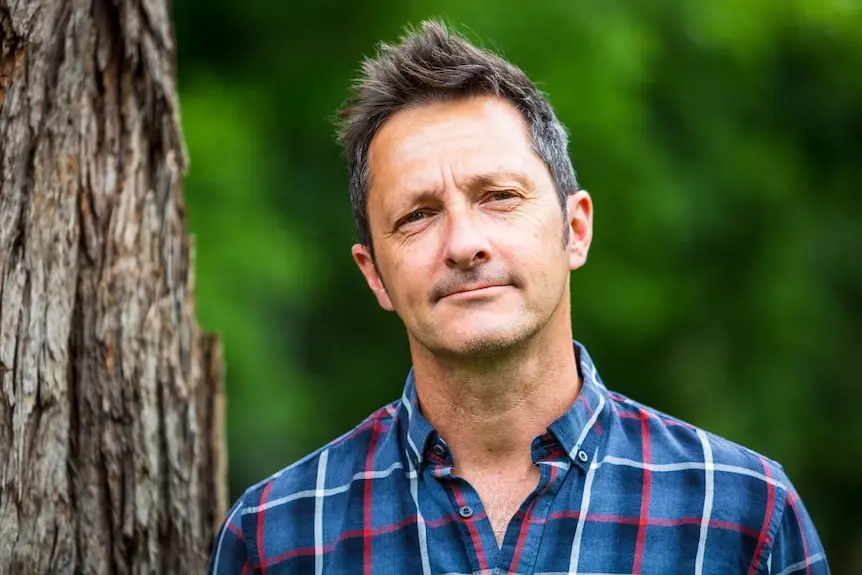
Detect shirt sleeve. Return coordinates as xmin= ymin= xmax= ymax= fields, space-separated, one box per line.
xmin=766 ymin=469 xmax=830 ymax=574
xmin=208 ymin=496 xmax=254 ymax=575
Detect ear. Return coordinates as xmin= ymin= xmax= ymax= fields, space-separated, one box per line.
xmin=351 ymin=243 xmax=395 ymax=311
xmin=566 ymin=190 xmax=593 ymax=271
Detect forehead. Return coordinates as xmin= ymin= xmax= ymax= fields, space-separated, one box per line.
xmin=367 ymin=96 xmax=546 ymax=199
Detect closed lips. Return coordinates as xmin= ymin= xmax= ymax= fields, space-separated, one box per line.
xmin=443 ymin=284 xmax=507 ymax=297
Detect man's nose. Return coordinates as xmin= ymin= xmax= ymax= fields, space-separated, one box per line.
xmin=443 ymin=206 xmax=492 ymax=270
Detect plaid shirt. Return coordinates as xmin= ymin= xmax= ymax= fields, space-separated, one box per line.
xmin=209 ymin=342 xmax=828 ymax=574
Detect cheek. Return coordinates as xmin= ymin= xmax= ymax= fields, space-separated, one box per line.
xmin=505 ymin=200 xmax=563 ymax=237
xmin=504 ymin=212 xmax=568 ymax=280
xmin=380 ymin=245 xmax=437 ymax=306
xmin=508 ymin=207 xmax=562 ymax=250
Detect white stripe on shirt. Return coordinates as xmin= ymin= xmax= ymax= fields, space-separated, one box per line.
xmin=568 ymin=446 xmax=600 ymax=572
xmin=569 ymin=368 xmax=606 ymax=461
xmin=212 ymin=501 xmax=243 ymax=571
xmin=775 ymin=552 xmax=826 ymax=575
xmin=408 ymin=457 xmax=431 ymax=575
xmin=314 ymin=449 xmax=329 ymax=575
xmin=695 ymin=429 xmax=715 ymax=575
xmin=243 ymin=461 xmax=405 ymax=515
xmin=601 ymin=456 xmax=787 ymax=489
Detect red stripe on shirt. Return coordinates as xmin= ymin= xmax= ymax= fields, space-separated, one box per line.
xmin=614 ymin=405 xmax=690 ymax=428
xmin=633 ymin=408 xmax=653 ymax=574
xmin=227 ymin=520 xmax=245 ymax=540
xmin=328 ymin=409 xmax=394 ymax=451
xmin=363 ymin=414 xmax=384 ymax=575
xmin=426 ymin=509 xmax=488 ymax=528
xmin=451 ymin=482 xmax=489 ymax=571
xmin=511 ymin=465 xmax=559 ymax=573
xmin=267 ymin=514 xmax=425 ymax=568
xmin=256 ymin=479 xmax=275 ymax=575
xmin=747 ymin=458 xmax=776 ymax=575
xmin=579 ymin=395 xmax=605 ymax=435
xmin=546 ymin=510 xmax=759 ymax=539
xmin=264 ymin=508 xmax=487 ymax=570
xmin=268 ymin=541 xmax=337 ymax=565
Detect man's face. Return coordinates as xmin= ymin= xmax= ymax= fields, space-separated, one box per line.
xmin=352 ymin=95 xmax=592 ymax=358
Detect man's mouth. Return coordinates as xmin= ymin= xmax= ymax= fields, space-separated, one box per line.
xmin=439 ymin=284 xmax=509 ymax=300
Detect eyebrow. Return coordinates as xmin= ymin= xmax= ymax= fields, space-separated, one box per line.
xmin=398 ymin=170 xmax=534 ymax=207
xmin=460 ymin=170 xmax=533 ymax=192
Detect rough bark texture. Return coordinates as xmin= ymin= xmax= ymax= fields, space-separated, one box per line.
xmin=0 ymin=1 xmax=226 ymax=573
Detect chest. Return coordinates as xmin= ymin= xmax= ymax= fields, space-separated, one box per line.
xmin=260 ymin=464 xmax=757 ymax=575
xmin=468 ymin=470 xmax=541 ymax=546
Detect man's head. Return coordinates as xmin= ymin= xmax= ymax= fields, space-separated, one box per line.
xmin=337 ymin=20 xmax=593 ymax=359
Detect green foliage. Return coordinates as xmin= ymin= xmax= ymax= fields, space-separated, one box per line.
xmin=175 ymin=1 xmax=862 ymax=569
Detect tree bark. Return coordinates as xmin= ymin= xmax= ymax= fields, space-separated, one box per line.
xmin=0 ymin=1 xmax=226 ymax=573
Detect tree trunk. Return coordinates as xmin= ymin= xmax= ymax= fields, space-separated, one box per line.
xmin=0 ymin=1 xmax=226 ymax=573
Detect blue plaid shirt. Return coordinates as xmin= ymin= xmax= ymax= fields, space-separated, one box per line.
xmin=209 ymin=343 xmax=828 ymax=574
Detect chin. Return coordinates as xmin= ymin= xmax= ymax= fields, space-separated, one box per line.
xmin=430 ymin=321 xmax=537 ymax=359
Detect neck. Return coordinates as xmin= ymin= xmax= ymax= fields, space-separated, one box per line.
xmin=409 ymin=315 xmax=582 ymax=477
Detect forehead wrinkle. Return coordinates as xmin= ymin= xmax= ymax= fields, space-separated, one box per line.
xmin=456 ymin=169 xmax=535 ymax=193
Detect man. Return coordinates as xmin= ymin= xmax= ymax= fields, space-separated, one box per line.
xmin=209 ymin=20 xmax=829 ymax=575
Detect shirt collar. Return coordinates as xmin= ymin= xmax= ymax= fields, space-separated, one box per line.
xmin=547 ymin=341 xmax=610 ymax=471
xmin=398 ymin=369 xmax=438 ymax=470
xmin=397 ymin=340 xmax=610 ymax=473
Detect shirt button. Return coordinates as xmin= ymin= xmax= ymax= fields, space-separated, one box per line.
xmin=577 ymin=450 xmax=589 ymax=463
xmin=432 ymin=444 xmax=445 ymax=457
xmin=459 ymin=505 xmax=474 ymax=518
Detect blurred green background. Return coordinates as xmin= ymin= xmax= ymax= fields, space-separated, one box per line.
xmin=174 ymin=1 xmax=861 ymax=570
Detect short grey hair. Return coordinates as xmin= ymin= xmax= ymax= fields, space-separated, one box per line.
xmin=336 ymin=19 xmax=580 ymax=250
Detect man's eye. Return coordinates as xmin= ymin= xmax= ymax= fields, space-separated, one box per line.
xmin=487 ymin=190 xmax=518 ymax=201
xmin=401 ymin=210 xmax=429 ymax=226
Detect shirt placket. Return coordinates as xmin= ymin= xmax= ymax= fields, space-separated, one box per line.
xmin=419 ymin=441 xmax=490 ymax=573
xmin=495 ymin=459 xmax=570 ymax=574
xmin=427 ymin=438 xmax=571 ymax=575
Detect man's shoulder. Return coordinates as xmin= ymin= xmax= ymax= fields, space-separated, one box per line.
xmin=234 ymin=400 xmax=402 ymax=519
xmin=605 ymin=390 xmax=794 ymax=493
xmin=603 ymin=391 xmax=827 ymax=572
